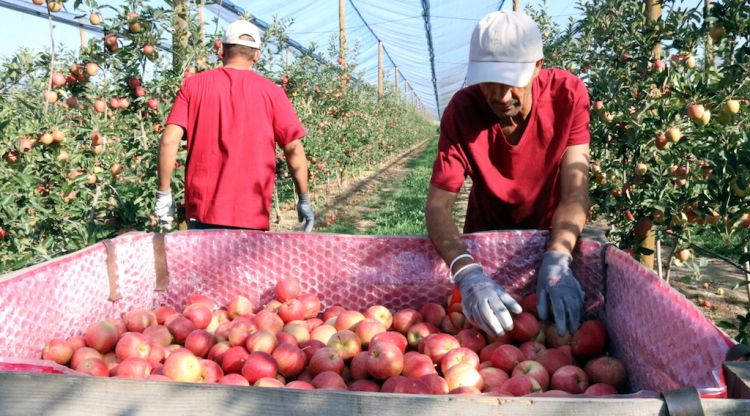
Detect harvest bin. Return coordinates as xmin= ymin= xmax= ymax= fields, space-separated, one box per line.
xmin=0 ymin=230 xmax=748 ymax=415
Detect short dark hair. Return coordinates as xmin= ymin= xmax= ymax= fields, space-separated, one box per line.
xmin=223 ymin=34 xmax=258 ymax=60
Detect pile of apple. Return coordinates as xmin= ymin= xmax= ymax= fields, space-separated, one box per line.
xmin=41 ymin=277 xmax=627 ymax=396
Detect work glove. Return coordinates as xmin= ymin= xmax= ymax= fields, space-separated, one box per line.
xmin=536 ymin=250 xmax=584 ymax=336
xmin=154 ymin=190 xmax=175 ymax=230
xmin=296 ymin=193 xmax=314 ymax=232
xmin=454 ymin=264 xmax=522 ymax=337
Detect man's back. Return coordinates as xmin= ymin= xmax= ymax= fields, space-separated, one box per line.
xmin=166 ymin=67 xmax=306 ymax=229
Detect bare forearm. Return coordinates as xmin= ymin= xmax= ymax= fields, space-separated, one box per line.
xmin=425 ymin=186 xmax=473 ymax=274
xmin=548 ymin=194 xmax=588 ymax=255
xmin=157 ymin=124 xmax=183 ymax=192
xmin=283 ymin=140 xmax=309 ymax=195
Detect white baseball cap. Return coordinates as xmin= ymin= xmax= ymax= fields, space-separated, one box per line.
xmin=222 ymin=19 xmax=261 ymax=49
xmin=466 ymin=11 xmax=544 ymax=87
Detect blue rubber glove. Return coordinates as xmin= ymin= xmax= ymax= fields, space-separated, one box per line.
xmin=454 ymin=264 xmax=522 ymax=337
xmin=536 ymin=250 xmax=584 ymax=336
xmin=296 ymin=193 xmax=314 ymax=232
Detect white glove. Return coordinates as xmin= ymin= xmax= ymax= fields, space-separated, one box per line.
xmin=154 ymin=190 xmax=175 ymax=230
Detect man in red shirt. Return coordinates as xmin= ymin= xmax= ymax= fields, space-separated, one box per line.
xmin=155 ymin=19 xmax=314 ymax=232
xmin=426 ymin=11 xmax=590 ymax=338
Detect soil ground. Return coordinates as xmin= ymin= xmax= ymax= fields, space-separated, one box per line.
xmin=271 ymin=139 xmax=749 ymax=337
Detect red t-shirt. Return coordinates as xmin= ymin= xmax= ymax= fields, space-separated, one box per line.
xmin=166 ymin=67 xmax=306 ymax=230
xmin=431 ymin=69 xmax=590 ymax=233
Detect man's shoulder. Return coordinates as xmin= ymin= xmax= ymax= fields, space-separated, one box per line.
xmin=446 ymin=84 xmax=485 ymax=113
xmin=537 ymin=68 xmax=587 ymax=95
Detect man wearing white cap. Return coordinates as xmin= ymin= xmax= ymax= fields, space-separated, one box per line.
xmin=155 ymin=19 xmax=314 ymax=231
xmin=426 ymin=11 xmax=590 ymax=338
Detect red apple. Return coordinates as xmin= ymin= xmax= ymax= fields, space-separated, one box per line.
xmin=322 ymin=305 xmax=346 ymax=322
xmin=392 ymin=308 xmax=423 ymax=334
xmin=479 ymin=367 xmax=509 ymax=392
xmin=71 ymin=347 xmax=102 ymax=370
xmin=420 ymin=374 xmax=450 ymax=394
xmin=440 ymin=347 xmax=480 ymax=374
xmin=380 ymin=375 xmax=409 ymax=393
xmin=334 ymin=310 xmax=366 ymax=331
xmin=66 ymin=336 xmax=86 ymax=352
xmin=143 ymin=325 xmax=173 ymax=347
xmin=285 ymin=380 xmax=315 ymax=390
xmin=207 ymin=341 xmax=231 ymax=364
xmin=354 ymin=318 xmax=386 ymax=347
xmin=441 ymin=312 xmax=466 ymax=334
xmin=394 ymin=378 xmax=433 ymax=394
xmin=272 ymin=342 xmax=307 ymax=378
xmin=519 ymin=341 xmax=546 ymax=361
xmin=276 ymin=277 xmax=301 ymax=301
xmin=512 ymin=360 xmax=550 ymax=390
xmin=419 ymin=303 xmax=447 ymax=327
xmin=349 ymin=379 xmax=381 ymax=392
xmin=545 ymin=325 xmax=572 ymax=347
xmin=219 ymin=373 xmax=250 ymax=386
xmin=167 ymin=315 xmax=196 ymax=344
xmin=310 ymin=324 xmax=337 ymax=345
xmin=227 ymin=295 xmax=254 ymax=319
xmin=551 ymin=365 xmax=589 ymax=394
xmin=282 ymin=322 xmax=310 ymax=344
xmin=364 ymin=305 xmax=393 ymax=329
xmin=327 ymin=330 xmax=361 ymax=360
xmin=183 ymin=303 xmax=212 ymax=329
xmin=585 ymin=383 xmax=618 ymax=396
xmin=112 ymin=357 xmax=151 ymax=379
xmin=501 ymin=375 xmax=542 ymax=396
xmin=123 ymin=308 xmax=157 ymax=333
xmin=455 ymin=329 xmax=486 ymax=352
xmin=115 ymin=332 xmax=151 ymax=360
xmin=278 ymin=299 xmax=305 ymax=323
xmin=349 ymin=351 xmax=370 ymax=380
xmin=491 ymin=344 xmax=525 ymax=373
xmin=253 ymin=310 xmax=284 ymax=334
xmin=84 ymin=320 xmax=119 ymax=353
xmin=444 ymin=363 xmax=484 ymax=391
xmin=42 ymin=339 xmax=73 ymax=365
xmin=245 ymin=328 xmax=278 ymax=354
xmin=184 ymin=329 xmax=215 ymax=358
xmin=297 ymin=293 xmax=321 ymax=319
xmin=311 ymin=370 xmax=347 ymax=390
xmin=536 ymin=347 xmax=573 ymax=376
xmin=366 ymin=342 xmax=404 ymax=380
xmin=75 ymin=357 xmax=109 ymax=377
xmin=370 ymin=331 xmax=408 ymax=353
xmin=508 ymin=312 xmax=539 ymax=343
xmin=241 ymin=351 xmax=278 ymax=384
xmin=221 ymin=345 xmax=250 ymax=374
xmin=584 ymin=356 xmax=627 ymax=390
xmin=309 ymin=347 xmax=344 ymax=376
xmin=421 ymin=333 xmax=461 ymax=364
xmin=161 ymin=348 xmax=201 ymax=382
xmin=479 ymin=341 xmax=504 ymax=363
xmin=402 ymin=351 xmax=438 ymax=378
xmin=572 ymin=320 xmax=607 ymax=359
xmin=407 ymin=322 xmax=439 ymax=349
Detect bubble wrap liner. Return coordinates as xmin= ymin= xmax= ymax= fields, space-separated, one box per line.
xmin=0 ymin=230 xmax=734 ymax=396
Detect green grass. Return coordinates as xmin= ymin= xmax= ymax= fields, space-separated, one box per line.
xmin=324 ymin=139 xmax=438 ymax=235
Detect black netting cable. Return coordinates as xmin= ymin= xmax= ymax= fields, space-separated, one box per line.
xmin=421 ymin=0 xmax=440 ymax=118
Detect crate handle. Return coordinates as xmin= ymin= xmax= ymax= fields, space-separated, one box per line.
xmin=101 ymin=239 xmax=120 ymax=302
xmin=661 ymin=386 xmax=705 ymax=416
xmin=153 ymin=233 xmax=169 ymax=291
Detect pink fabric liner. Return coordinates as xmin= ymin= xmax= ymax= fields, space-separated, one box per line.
xmin=0 ymin=230 xmax=733 ymax=397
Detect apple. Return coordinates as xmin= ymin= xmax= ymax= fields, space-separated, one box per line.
xmin=349 ymin=379 xmax=381 ymax=392
xmin=724 ymin=99 xmax=740 ymax=115
xmin=278 ymin=299 xmax=305 ymax=323
xmin=65 ymin=95 xmax=79 ymax=108
xmin=51 ymin=73 xmax=66 ymax=87
xmin=220 ymin=345 xmax=250 ymax=374
xmin=241 ymin=351 xmax=278 ymax=384
xmin=184 ymin=329 xmax=215 ymax=358
xmin=134 ymin=86 xmax=147 ymax=97
xmin=402 ymin=351 xmax=437 ymax=378
xmin=512 ymin=360 xmax=550 ymax=390
xmin=366 ymin=342 xmax=404 ymax=380
xmin=89 ymin=12 xmax=102 ymax=25
xmin=115 ymin=332 xmax=152 ymax=360
xmin=334 ymin=310 xmax=366 ymax=331
xmin=282 ymin=322 xmax=310 ymax=344
xmin=197 ymin=359 xmax=223 ymax=383
xmin=687 ymin=104 xmax=705 ymax=121
xmin=311 ymin=370 xmax=347 ymax=390
xmin=417 ymin=373 xmax=448 ymax=394
xmin=254 ymin=310 xmax=284 ymax=333
xmin=370 ymin=331 xmax=408 ymax=353
xmin=326 ymin=329 xmax=361 ymax=360
xmin=310 ymin=324 xmax=337 ymax=345
xmin=479 ymin=367 xmax=509 ymax=392
xmin=143 ymin=325 xmax=173 ymax=347
xmin=43 ymin=90 xmax=58 ymax=103
xmin=143 ymin=44 xmax=156 ymax=57
xmin=440 ymin=312 xmax=466 ymax=334
xmin=167 ymin=315 xmax=197 ymax=344
xmin=244 ymin=328 xmax=277 ymax=354
xmin=123 ymin=308 xmax=157 ymax=333
xmin=127 ymin=13 xmax=142 ymax=33
xmin=585 ymin=382 xmax=618 ymax=396
xmin=146 ymin=98 xmax=160 ymax=110
xmin=227 ymin=295 xmax=254 ymax=318
xmin=207 ymin=341 xmax=231 ymax=364
xmin=419 ymin=303 xmax=446 ymax=327
xmin=309 ymin=347 xmax=344 ymax=376
xmin=551 ymin=365 xmax=589 ymax=394
xmin=665 ymin=127 xmax=682 ymax=143
xmin=536 ymin=347 xmax=573 ymax=376
xmin=285 ymin=380 xmax=315 ymax=390
xmin=276 ymin=277 xmax=301 ymax=301
xmin=42 ymin=339 xmax=73 ymax=365
xmin=440 ymin=347 xmax=480 ymax=374
xmin=112 ymin=357 xmax=151 ymax=379
xmin=322 ymin=305 xmax=346 ymax=322
xmin=219 ymin=373 xmax=250 ymax=386
xmin=354 ymin=318 xmax=386 ymax=347
xmin=455 ymin=328 xmax=486 ymax=353
xmin=118 ymin=98 xmax=130 ymax=109
xmin=519 ymin=341 xmax=546 ymax=361
xmin=162 ymin=348 xmax=202 ymax=382
xmin=406 ymin=322 xmax=439 ymax=349
xmin=297 ymin=293 xmax=321 ymax=319
xmin=392 ymin=308 xmax=423 ymax=333
xmin=593 ymin=100 xmax=604 ymax=111
xmin=635 ymin=163 xmax=648 ymax=176
xmin=449 ymin=386 xmax=482 ymax=395
xmin=104 ymin=34 xmax=118 ymax=52
xmin=421 ymin=333 xmax=461 ymax=364
xmin=272 ymin=342 xmax=306 ymax=378
xmin=545 ymin=325 xmax=572 ymax=347
xmin=444 ymin=363 xmax=483 ymax=391
xmin=490 ymin=344 xmax=525 ymax=373
xmin=349 ymin=351 xmax=370 ymax=380
xmin=75 ymin=357 xmax=109 ymax=377
xmin=84 ymin=320 xmax=119 ymax=353
xmin=93 ymin=100 xmax=107 ymax=113
xmin=394 ymin=378 xmax=433 ymax=394
xmin=571 ymin=320 xmax=607 ymax=359
xmin=653 ymin=60 xmax=666 ymax=71
xmin=66 ymin=336 xmax=86 ymax=352
xmin=380 ymin=375 xmax=408 ymax=393
xmin=508 ymin=312 xmax=539 ymax=343
xmin=501 ymin=375 xmax=542 ymax=396
xmin=584 ymin=356 xmax=627 ymax=390
xmin=364 ymin=305 xmax=393 ymax=329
